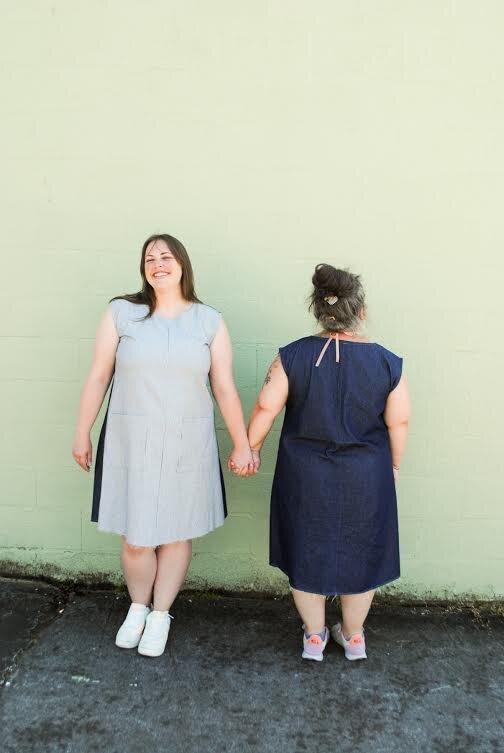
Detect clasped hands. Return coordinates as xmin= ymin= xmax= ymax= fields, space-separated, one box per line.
xmin=227 ymin=444 xmax=260 ymax=477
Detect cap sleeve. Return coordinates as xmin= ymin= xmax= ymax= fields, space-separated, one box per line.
xmin=386 ymin=351 xmax=403 ymax=392
xmin=278 ymin=341 xmax=298 ymax=378
xmin=109 ymin=298 xmax=128 ymax=338
xmin=202 ymin=305 xmax=223 ymax=345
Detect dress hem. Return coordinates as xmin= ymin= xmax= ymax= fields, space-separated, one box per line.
xmin=96 ymin=516 xmax=226 ymax=548
xmin=270 ymin=561 xmax=401 ymax=597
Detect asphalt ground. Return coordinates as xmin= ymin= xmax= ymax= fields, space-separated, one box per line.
xmin=1 ymin=578 xmax=503 ymax=753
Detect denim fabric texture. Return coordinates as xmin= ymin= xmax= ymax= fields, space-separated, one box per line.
xmin=270 ymin=336 xmax=403 ymax=595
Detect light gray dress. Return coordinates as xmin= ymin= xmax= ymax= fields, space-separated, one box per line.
xmin=91 ymin=299 xmax=227 ymax=547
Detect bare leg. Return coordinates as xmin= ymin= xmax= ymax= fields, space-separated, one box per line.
xmin=120 ymin=538 xmax=158 ymax=605
xmin=291 ymin=587 xmax=326 ymax=634
xmin=340 ymin=590 xmax=375 ymax=637
xmin=152 ymin=540 xmax=193 ymax=612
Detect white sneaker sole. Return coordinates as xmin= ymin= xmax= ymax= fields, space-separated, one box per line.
xmin=137 ymin=643 xmax=167 ymax=657
xmin=342 ymin=649 xmax=367 ymax=661
xmin=115 ymin=636 xmax=143 ymax=649
xmin=301 ymin=651 xmax=324 ymax=662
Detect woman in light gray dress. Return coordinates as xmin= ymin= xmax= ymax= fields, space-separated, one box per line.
xmin=72 ymin=233 xmax=255 ymax=657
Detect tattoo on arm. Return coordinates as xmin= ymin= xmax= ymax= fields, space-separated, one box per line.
xmin=263 ymin=354 xmax=280 ymax=386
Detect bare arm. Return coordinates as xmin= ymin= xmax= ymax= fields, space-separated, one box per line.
xmin=72 ymin=306 xmax=118 ymax=471
xmin=247 ymin=354 xmax=289 ymax=459
xmin=384 ymin=375 xmax=411 ymax=478
xmin=209 ymin=318 xmax=253 ymax=475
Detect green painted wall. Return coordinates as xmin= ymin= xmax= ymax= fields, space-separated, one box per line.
xmin=1 ymin=2 xmax=502 ymax=598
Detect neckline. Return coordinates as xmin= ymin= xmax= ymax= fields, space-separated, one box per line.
xmin=153 ymin=302 xmax=195 ymax=321
xmin=311 ymin=334 xmax=374 ymax=345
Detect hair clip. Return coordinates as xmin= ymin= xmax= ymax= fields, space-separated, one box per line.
xmin=324 ymin=295 xmax=339 ymax=305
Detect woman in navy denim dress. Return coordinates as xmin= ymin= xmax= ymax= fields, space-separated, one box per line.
xmin=246 ymin=264 xmax=410 ymax=662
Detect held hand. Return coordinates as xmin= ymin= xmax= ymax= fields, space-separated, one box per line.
xmin=227 ymin=444 xmax=254 ymax=477
xmin=251 ymin=449 xmax=261 ymax=474
xmin=73 ymin=433 xmax=93 ymax=472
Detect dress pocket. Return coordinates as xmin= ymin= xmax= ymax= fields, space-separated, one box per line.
xmin=105 ymin=413 xmax=149 ymax=470
xmin=177 ymin=416 xmax=214 ymax=473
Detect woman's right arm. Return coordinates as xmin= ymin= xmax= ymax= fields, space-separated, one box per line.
xmin=384 ymin=375 xmax=411 ymax=481
xmin=247 ymin=354 xmax=289 ymax=472
xmin=72 ymin=306 xmax=119 ymax=471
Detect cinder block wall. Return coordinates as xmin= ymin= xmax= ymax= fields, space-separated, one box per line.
xmin=1 ymin=2 xmax=502 ymax=597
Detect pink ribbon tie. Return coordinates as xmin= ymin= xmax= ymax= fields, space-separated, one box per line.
xmin=315 ymin=333 xmax=340 ymax=367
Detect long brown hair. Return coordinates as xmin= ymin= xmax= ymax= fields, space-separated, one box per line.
xmin=111 ymin=233 xmax=202 ymax=317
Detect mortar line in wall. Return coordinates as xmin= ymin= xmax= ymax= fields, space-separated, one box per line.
xmin=0 ymin=336 xmax=62 ymax=341
xmin=0 ymin=378 xmax=81 ymax=384
xmin=0 ymin=464 xmax=38 ymax=471
xmin=0 ymin=335 xmax=80 ymax=340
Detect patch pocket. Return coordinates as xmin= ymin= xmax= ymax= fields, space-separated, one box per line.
xmin=177 ymin=416 xmax=214 ymax=473
xmin=105 ymin=414 xmax=149 ymax=470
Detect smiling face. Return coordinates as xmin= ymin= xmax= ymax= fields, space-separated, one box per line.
xmin=143 ymin=239 xmax=183 ymax=292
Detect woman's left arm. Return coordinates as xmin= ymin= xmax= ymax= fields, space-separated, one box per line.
xmin=209 ymin=319 xmax=254 ymax=476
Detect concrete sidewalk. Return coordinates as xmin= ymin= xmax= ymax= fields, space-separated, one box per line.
xmin=0 ymin=578 xmax=503 ymax=753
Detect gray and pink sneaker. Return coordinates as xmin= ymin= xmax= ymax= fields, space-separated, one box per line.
xmin=301 ymin=627 xmax=329 ymax=662
xmin=331 ymin=622 xmax=367 ymax=661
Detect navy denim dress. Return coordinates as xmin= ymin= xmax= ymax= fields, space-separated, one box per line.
xmin=270 ymin=335 xmax=403 ymax=596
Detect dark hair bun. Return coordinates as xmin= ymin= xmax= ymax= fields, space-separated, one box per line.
xmin=309 ymin=264 xmax=365 ymax=332
xmin=312 ymin=263 xmax=361 ymax=300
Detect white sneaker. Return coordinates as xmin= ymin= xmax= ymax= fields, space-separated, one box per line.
xmin=137 ymin=610 xmax=173 ymax=657
xmin=115 ymin=603 xmax=151 ymax=649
